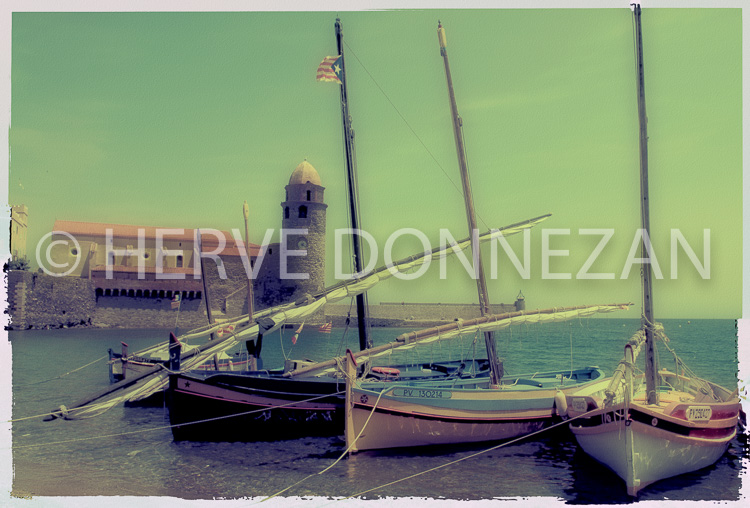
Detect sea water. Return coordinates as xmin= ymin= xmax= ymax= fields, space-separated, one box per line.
xmin=6 ymin=319 xmax=746 ymax=503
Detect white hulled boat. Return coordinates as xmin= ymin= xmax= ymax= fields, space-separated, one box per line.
xmin=565 ymin=3 xmax=741 ymax=496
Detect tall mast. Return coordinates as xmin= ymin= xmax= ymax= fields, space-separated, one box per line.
xmin=243 ymin=201 xmax=261 ymax=370
xmin=633 ymin=3 xmax=658 ymax=404
xmin=335 ymin=18 xmax=372 ymax=351
xmin=437 ymin=22 xmax=503 ymax=385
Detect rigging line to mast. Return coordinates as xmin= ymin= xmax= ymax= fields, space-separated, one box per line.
xmin=342 ymin=40 xmax=491 ymax=229
xmin=569 ymin=322 xmax=574 ymax=379
xmin=278 ymin=327 xmax=289 ymax=361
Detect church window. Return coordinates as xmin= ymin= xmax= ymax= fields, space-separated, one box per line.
xmin=306 ymin=190 xmax=311 ymax=201
xmin=285 ymin=206 xmax=290 ymax=219
xmin=299 ymin=205 xmax=308 ymax=219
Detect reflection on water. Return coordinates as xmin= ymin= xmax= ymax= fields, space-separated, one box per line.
xmin=8 ymin=319 xmax=745 ymax=502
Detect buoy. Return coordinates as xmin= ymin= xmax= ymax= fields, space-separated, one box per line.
xmin=372 ymin=366 xmax=400 ymax=377
xmin=554 ymin=391 xmax=568 ymax=418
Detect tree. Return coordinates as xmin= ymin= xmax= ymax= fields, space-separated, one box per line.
xmin=6 ymin=257 xmax=30 ymax=271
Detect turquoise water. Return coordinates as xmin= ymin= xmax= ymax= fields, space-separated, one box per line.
xmin=7 ymin=319 xmax=746 ymax=502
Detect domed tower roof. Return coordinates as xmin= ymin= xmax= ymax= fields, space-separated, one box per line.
xmin=289 ymin=160 xmax=322 ymax=186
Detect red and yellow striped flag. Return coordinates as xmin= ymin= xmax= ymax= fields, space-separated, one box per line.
xmin=317 ymin=55 xmax=343 ymax=83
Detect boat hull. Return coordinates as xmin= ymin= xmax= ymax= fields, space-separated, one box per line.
xmin=168 ymin=359 xmax=490 ymax=441
xmin=349 ymin=367 xmax=605 ymax=451
xmin=351 ymin=402 xmax=547 ymax=450
xmin=568 ymin=374 xmax=740 ymax=496
xmin=169 ymin=373 xmax=344 ymax=441
xmin=572 ymin=414 xmax=735 ymax=496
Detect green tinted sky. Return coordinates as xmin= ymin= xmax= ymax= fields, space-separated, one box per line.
xmin=6 ymin=7 xmax=742 ymax=318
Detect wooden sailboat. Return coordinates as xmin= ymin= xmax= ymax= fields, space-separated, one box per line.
xmin=341 ymin=22 xmax=630 ymax=452
xmin=565 ymin=3 xmax=740 ymax=496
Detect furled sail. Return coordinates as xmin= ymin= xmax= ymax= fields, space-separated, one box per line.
xmin=286 ymin=303 xmax=632 ymax=378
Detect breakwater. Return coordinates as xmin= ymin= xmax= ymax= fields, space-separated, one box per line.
xmin=323 ymin=301 xmax=523 ymax=328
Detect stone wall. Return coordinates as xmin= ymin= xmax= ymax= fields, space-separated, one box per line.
xmin=4 ymin=265 xmax=254 ymax=330
xmin=7 ymin=270 xmax=96 ymax=329
xmin=93 ymin=295 xmax=210 ymax=330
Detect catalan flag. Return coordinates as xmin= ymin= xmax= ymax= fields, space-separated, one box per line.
xmin=317 ymin=55 xmax=343 ymax=83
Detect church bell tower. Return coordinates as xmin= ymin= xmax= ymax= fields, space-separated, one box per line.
xmin=280 ymin=160 xmax=327 ymax=300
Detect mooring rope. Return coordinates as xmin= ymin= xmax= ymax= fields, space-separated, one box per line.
xmin=260 ymin=386 xmax=387 ymax=503
xmin=253 ymin=405 xmax=604 ymax=505
xmin=326 ymin=408 xmax=603 ymax=504
xmin=10 ymin=390 xmax=346 ymax=449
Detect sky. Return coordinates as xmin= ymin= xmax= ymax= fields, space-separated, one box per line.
xmin=3 ymin=4 xmax=743 ymax=319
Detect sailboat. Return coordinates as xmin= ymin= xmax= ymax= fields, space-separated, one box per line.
xmin=564 ymin=3 xmax=741 ymax=496
xmin=163 ymin=18 xmax=543 ymax=441
xmin=341 ymin=22 xmax=630 ymax=452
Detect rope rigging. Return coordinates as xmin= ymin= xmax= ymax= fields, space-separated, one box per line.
xmin=342 ymin=40 xmax=491 ymax=231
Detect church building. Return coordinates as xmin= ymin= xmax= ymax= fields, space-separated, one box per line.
xmin=44 ymin=160 xmax=328 ymax=315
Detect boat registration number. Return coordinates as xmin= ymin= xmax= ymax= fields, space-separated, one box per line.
xmin=685 ymin=406 xmax=712 ymax=422
xmin=392 ymin=388 xmax=452 ymax=399
xmin=572 ymin=398 xmax=588 ymax=413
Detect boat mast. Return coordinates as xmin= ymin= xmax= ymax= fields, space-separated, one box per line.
xmin=632 ymin=3 xmax=658 ymax=404
xmin=437 ymin=22 xmax=503 ymax=385
xmin=335 ymin=18 xmax=372 ymax=351
xmin=196 ymin=229 xmax=216 ymax=342
xmin=243 ymin=201 xmax=261 ymax=370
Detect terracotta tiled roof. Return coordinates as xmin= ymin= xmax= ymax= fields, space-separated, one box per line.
xmin=52 ymin=220 xmax=261 ymax=257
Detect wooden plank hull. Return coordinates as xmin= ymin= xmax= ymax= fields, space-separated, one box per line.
xmin=568 ymin=375 xmax=740 ymax=496
xmin=351 ymin=404 xmax=547 ymax=450
xmin=168 ymin=359 xmax=490 ymax=441
xmin=349 ymin=367 xmax=605 ymax=451
xmin=169 ymin=373 xmax=344 ymax=441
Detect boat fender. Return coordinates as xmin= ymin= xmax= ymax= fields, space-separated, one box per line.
xmin=554 ymin=391 xmax=568 ymax=419
xmin=372 ymin=366 xmax=400 ymax=377
xmin=651 ymin=417 xmax=658 ymax=427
